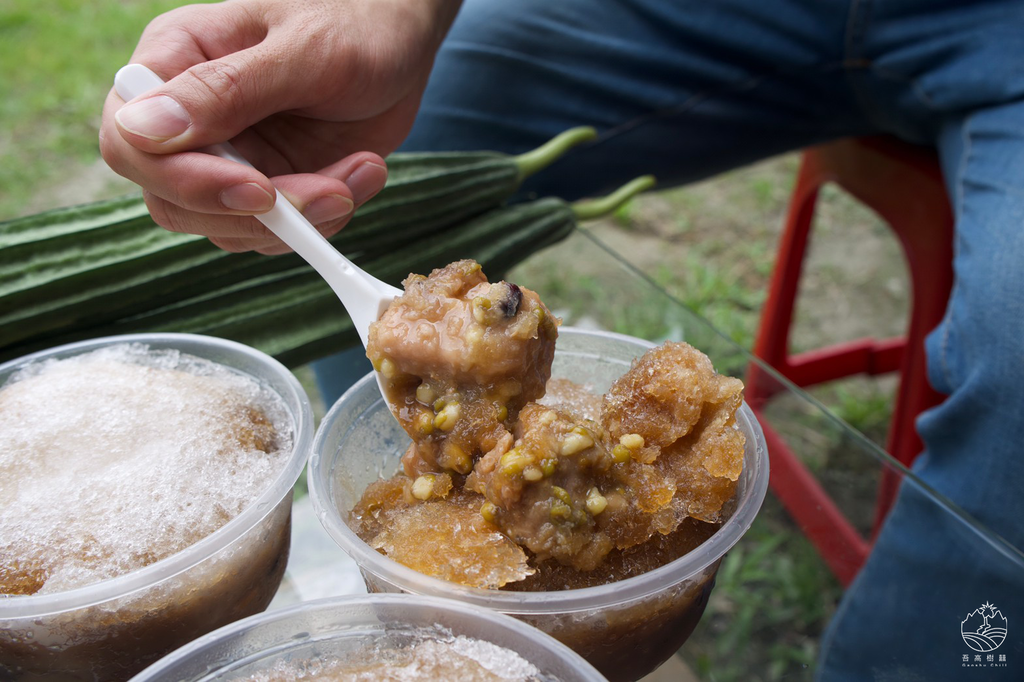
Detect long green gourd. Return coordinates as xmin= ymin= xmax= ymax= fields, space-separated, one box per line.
xmin=2 ymin=177 xmax=655 ymax=367
xmin=0 ymin=127 xmax=597 ymax=350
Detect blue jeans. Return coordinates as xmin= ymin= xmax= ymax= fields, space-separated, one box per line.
xmin=315 ymin=1 xmax=1024 ymax=678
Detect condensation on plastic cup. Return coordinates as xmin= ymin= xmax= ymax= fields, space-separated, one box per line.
xmin=0 ymin=333 xmax=313 ymax=681
xmin=132 ymin=593 xmax=607 ymax=681
xmin=308 ymin=327 xmax=770 ymax=681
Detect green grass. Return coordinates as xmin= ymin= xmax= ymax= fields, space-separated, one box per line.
xmin=0 ymin=0 xmax=193 ymax=219
xmin=653 ymin=249 xmax=766 ymax=348
xmin=510 ymin=264 xmax=684 ymax=342
xmin=684 ymin=504 xmax=843 ymax=682
xmin=816 ymin=381 xmax=894 ymax=444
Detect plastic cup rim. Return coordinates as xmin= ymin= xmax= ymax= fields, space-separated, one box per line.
xmin=132 ymin=593 xmax=607 ymax=681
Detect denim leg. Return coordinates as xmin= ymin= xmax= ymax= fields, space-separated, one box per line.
xmin=404 ymin=0 xmax=869 ymax=200
xmin=818 ymin=97 xmax=1024 ymax=681
xmin=313 ymin=0 xmax=872 ymax=407
xmin=311 ymin=345 xmax=374 ymax=409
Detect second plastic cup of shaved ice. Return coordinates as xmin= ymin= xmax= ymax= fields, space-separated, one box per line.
xmin=0 ymin=334 xmax=312 ymax=681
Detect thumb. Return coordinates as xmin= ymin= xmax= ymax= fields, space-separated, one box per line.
xmin=114 ymin=39 xmax=306 ymax=154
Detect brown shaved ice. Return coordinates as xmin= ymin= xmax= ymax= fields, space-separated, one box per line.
xmin=357 ymin=265 xmax=745 ymax=590
xmin=0 ymin=558 xmax=47 ymax=596
xmin=467 ymin=404 xmax=678 ymax=571
xmin=539 ymin=378 xmax=604 ymax=422
xmin=357 ymin=488 xmax=534 ymax=589
xmin=602 ymin=342 xmax=740 ymax=450
xmin=506 ymin=518 xmax=719 ymax=592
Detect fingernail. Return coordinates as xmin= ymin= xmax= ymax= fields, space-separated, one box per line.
xmin=304 ymin=194 xmax=354 ymax=225
xmin=220 ymin=183 xmax=276 ymax=213
xmin=346 ymin=162 xmax=388 ymax=205
xmin=115 ymin=96 xmax=192 ymax=142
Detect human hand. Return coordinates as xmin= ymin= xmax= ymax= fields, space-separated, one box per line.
xmin=100 ymin=0 xmax=462 ymax=254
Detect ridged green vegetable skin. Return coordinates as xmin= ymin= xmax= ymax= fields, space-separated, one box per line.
xmin=0 ymin=130 xmax=655 ymax=368
xmin=0 ymin=127 xmax=598 ymax=353
xmin=78 ymin=198 xmax=584 ymax=367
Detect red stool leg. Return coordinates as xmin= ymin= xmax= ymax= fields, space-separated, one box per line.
xmin=748 ymin=150 xmax=873 ymax=587
xmin=748 ymin=137 xmax=954 ymax=584
xmin=748 ymin=153 xmax=822 ymax=403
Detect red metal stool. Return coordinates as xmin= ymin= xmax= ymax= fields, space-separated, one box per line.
xmin=745 ymin=137 xmax=955 ymax=586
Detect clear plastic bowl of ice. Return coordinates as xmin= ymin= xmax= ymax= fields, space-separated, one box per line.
xmin=0 ymin=334 xmax=312 ymax=681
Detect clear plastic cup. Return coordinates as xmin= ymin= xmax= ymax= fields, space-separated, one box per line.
xmin=309 ymin=328 xmax=769 ymax=681
xmin=132 ymin=593 xmax=607 ymax=681
xmin=0 ymin=333 xmax=313 ymax=681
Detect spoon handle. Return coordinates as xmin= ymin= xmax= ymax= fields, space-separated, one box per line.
xmin=113 ymin=64 xmax=399 ymax=345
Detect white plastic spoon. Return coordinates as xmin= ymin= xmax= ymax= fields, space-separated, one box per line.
xmin=114 ymin=64 xmax=401 ymax=398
